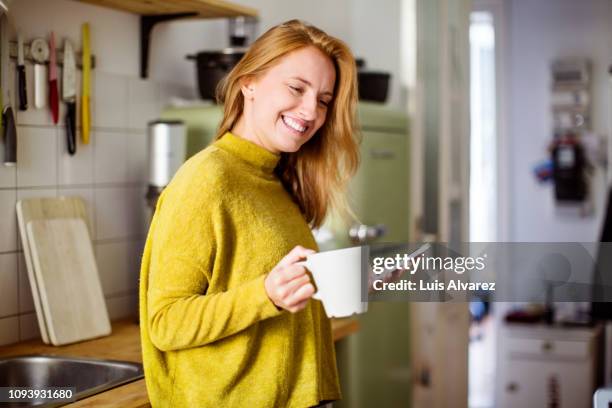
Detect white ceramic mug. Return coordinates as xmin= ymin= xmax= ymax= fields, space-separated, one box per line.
xmin=299 ymin=246 xmax=369 ymax=318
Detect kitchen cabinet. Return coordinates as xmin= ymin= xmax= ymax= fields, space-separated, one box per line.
xmin=497 ymin=323 xmax=602 ymax=408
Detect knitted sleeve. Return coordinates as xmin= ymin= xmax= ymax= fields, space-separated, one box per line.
xmin=146 ymin=167 xmax=283 ymax=352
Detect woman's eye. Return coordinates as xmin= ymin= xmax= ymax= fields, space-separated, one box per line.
xmin=319 ymin=100 xmax=330 ymax=107
xmin=289 ymin=85 xmax=303 ymax=94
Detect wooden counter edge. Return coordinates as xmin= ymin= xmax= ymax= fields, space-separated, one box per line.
xmin=2 ymin=317 xmax=359 ymax=407
xmin=331 ymin=317 xmax=361 ymax=341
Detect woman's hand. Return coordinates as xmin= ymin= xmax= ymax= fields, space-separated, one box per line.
xmin=265 ymin=246 xmax=316 ymax=313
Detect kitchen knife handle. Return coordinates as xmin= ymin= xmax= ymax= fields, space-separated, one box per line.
xmin=49 ymin=79 xmax=59 ymax=124
xmin=17 ymin=65 xmax=27 ymax=111
xmin=81 ymin=95 xmax=90 ymax=144
xmin=66 ymin=101 xmax=76 ymax=155
xmin=3 ymin=106 xmax=16 ymax=165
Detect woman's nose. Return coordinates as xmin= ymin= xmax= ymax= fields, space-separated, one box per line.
xmin=298 ymin=94 xmax=318 ymax=120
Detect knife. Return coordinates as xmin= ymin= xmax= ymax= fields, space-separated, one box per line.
xmin=1 ymin=14 xmax=16 ymax=165
xmin=62 ymin=39 xmax=76 ymax=155
xmin=81 ymin=23 xmax=91 ymax=145
xmin=17 ymin=33 xmax=26 ymax=110
xmin=48 ymin=32 xmax=59 ymax=124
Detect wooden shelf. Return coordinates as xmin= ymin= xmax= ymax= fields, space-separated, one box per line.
xmin=75 ymin=0 xmax=258 ymax=78
xmin=76 ymin=0 xmax=257 ymax=18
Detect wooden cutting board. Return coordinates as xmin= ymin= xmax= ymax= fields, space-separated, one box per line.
xmin=26 ymin=218 xmax=111 ymax=346
xmin=16 ymin=196 xmax=92 ymax=344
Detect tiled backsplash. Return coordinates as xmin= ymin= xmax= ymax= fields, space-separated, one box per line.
xmin=0 ymin=69 xmax=191 ymax=346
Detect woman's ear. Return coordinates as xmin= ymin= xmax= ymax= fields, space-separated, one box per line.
xmin=240 ymin=77 xmax=256 ymax=100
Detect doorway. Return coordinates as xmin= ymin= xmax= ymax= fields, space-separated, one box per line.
xmin=468 ymin=1 xmax=505 ymax=407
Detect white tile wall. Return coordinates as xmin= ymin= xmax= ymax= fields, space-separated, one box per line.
xmin=58 ymin=127 xmax=95 ymax=185
xmin=0 ymin=73 xmax=173 ymax=346
xmin=0 ymin=316 xmax=19 ymax=345
xmin=126 ymin=132 xmax=148 ymax=183
xmin=0 ymin=253 xmax=18 ymax=317
xmin=93 ymin=131 xmax=128 ymax=184
xmin=128 ymin=79 xmax=160 ymax=130
xmin=19 ymin=312 xmax=41 ymax=341
xmin=94 ymin=186 xmax=132 ymax=240
xmin=127 ymin=240 xmax=146 ymax=282
xmin=106 ymin=294 xmax=138 ymax=321
xmin=16 ymin=127 xmax=58 ymax=187
xmin=96 ymin=241 xmax=130 ymax=296
xmin=127 ymin=185 xmax=149 ymax=238
xmin=0 ymin=159 xmax=16 ymax=188
xmin=93 ymin=72 xmax=128 ymax=129
xmin=0 ymin=190 xmax=17 ymax=252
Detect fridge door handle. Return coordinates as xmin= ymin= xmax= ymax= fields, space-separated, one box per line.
xmin=349 ymin=224 xmax=387 ymax=244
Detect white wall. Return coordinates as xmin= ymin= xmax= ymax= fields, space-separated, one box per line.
xmin=505 ymin=0 xmax=612 ymax=242
xmin=149 ymin=0 xmax=406 ymax=108
xmin=150 ymin=0 xmax=350 ymax=88
xmin=349 ymin=0 xmax=403 ymax=107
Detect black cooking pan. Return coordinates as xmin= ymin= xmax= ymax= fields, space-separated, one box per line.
xmin=187 ymin=49 xmax=246 ymax=101
xmin=358 ymin=71 xmax=390 ymax=103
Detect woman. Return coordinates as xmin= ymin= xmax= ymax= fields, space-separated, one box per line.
xmin=139 ymin=19 xmax=359 ymax=407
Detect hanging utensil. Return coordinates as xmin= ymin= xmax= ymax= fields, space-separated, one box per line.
xmin=48 ymin=32 xmax=59 ymax=124
xmin=17 ymin=33 xmax=26 ymax=110
xmin=81 ymin=23 xmax=90 ymax=145
xmin=62 ymin=39 xmax=76 ymax=155
xmin=30 ymin=37 xmax=48 ymax=109
xmin=1 ymin=14 xmax=15 ymax=165
xmin=2 ymin=103 xmax=15 ymax=166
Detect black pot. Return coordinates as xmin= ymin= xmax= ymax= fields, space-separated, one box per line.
xmin=357 ymin=71 xmax=390 ymax=103
xmin=187 ymin=49 xmax=246 ymax=101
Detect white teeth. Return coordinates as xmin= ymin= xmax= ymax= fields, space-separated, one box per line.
xmin=282 ymin=116 xmax=307 ymax=133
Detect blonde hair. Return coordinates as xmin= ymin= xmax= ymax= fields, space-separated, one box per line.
xmin=215 ymin=19 xmax=360 ymax=228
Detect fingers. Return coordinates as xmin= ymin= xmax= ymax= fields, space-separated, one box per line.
xmin=264 ymin=246 xmax=318 ymax=314
xmin=272 ymin=273 xmax=314 ymax=307
xmin=287 ymin=298 xmax=310 ymax=313
xmin=287 ymin=282 xmax=315 ymax=305
xmin=282 ymin=273 xmax=311 ymax=297
xmin=275 ymin=264 xmax=308 ymax=284
xmin=277 ymin=245 xmax=316 ymax=268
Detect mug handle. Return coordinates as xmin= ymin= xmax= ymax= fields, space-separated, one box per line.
xmin=297 ymin=259 xmax=321 ymax=300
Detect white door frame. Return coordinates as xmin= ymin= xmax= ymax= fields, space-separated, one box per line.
xmin=410 ymin=1 xmax=472 ymax=407
xmin=472 ymin=0 xmax=510 ymax=243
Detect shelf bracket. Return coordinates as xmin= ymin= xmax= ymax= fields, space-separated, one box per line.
xmin=140 ymin=12 xmax=197 ymax=79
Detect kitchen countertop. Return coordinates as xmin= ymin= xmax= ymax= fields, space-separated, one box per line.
xmin=0 ymin=316 xmax=360 ymax=407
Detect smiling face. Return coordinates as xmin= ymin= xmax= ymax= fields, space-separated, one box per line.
xmin=234 ymin=46 xmax=336 ymax=153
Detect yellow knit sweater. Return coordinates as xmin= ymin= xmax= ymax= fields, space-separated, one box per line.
xmin=139 ymin=132 xmax=341 ymax=407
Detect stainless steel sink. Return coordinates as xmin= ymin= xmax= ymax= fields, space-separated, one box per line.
xmin=0 ymin=355 xmax=144 ymax=407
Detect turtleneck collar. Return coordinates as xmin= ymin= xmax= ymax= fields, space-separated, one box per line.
xmin=215 ymin=132 xmax=281 ymax=173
